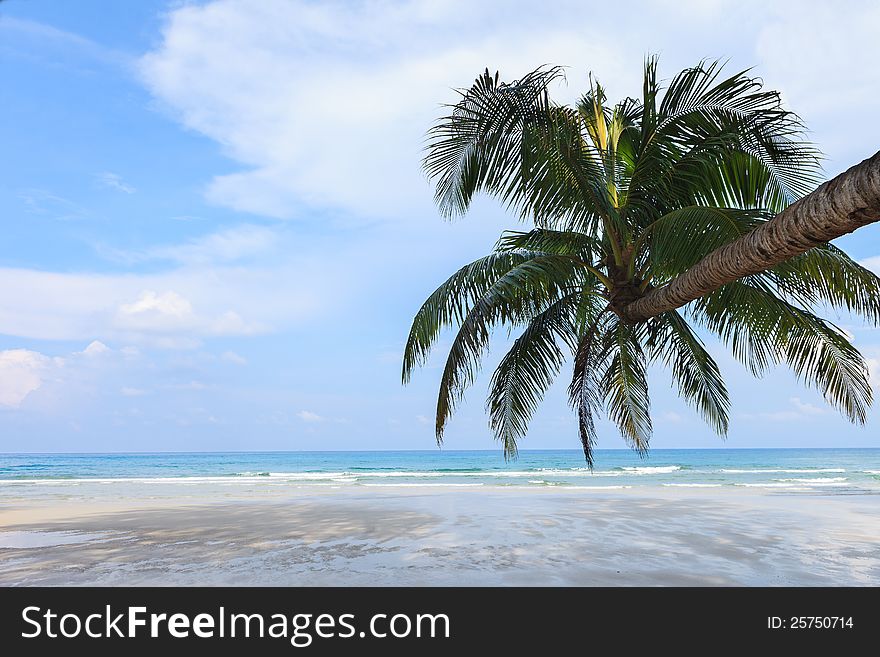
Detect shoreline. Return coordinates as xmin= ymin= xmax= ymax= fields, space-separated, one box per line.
xmin=2 ymin=486 xmax=878 ymax=586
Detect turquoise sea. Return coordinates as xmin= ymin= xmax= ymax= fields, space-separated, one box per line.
xmin=1 ymin=449 xmax=879 ymax=498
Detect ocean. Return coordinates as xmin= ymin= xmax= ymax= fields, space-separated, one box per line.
xmin=1 ymin=449 xmax=879 ymax=501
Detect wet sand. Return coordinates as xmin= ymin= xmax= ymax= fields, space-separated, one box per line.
xmin=1 ymin=487 xmax=878 ymax=586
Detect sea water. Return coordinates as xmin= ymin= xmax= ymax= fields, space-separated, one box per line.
xmin=1 ymin=449 xmax=879 ymax=501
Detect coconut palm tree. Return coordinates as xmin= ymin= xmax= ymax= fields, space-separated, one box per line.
xmin=403 ymin=58 xmax=880 ymax=465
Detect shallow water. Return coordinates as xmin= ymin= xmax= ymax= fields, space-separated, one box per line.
xmin=1 ymin=449 xmax=879 ymax=501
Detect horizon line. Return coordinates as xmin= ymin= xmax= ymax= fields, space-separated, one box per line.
xmin=1 ymin=446 xmax=878 ymax=456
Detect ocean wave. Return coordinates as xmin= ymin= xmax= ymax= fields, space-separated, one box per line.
xmin=250 ymin=469 xmax=629 ymax=479
xmin=263 ymin=472 xmax=355 ymax=479
xmin=336 ymin=471 xmax=444 ymax=478
xmin=0 ymin=471 xmax=612 ymax=484
xmin=0 ymin=465 xmax=703 ymax=485
xmin=735 ymin=482 xmax=812 ymax=488
xmin=736 ymin=482 xmax=848 ymax=488
xmin=720 ymin=468 xmax=845 ymax=474
xmin=456 ymin=469 xmax=620 ymax=478
xmin=662 ymin=483 xmax=722 ymax=488
xmin=774 ymin=477 xmax=847 ymax=483
xmin=359 ymin=483 xmax=484 ymax=488
xmin=0 ymin=476 xmax=264 ymax=485
xmin=619 ymin=465 xmax=681 ymax=474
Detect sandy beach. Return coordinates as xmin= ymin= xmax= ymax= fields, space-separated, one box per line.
xmin=1 ymin=486 xmax=878 ymax=586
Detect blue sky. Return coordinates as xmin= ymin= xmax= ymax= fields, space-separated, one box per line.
xmin=1 ymin=0 xmax=880 ymax=453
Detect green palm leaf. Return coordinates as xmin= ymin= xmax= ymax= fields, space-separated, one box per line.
xmin=406 ymin=55 xmax=877 ymax=464
xmin=600 ymin=319 xmax=652 ymax=453
xmin=648 ymin=312 xmax=730 ymax=434
xmin=694 ymin=279 xmax=871 ymax=422
xmin=487 ymin=293 xmax=582 ymax=459
xmin=429 ymin=254 xmax=596 ymax=442
xmin=568 ymin=308 xmax=611 ymax=467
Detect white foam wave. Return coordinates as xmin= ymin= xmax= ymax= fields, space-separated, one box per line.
xmin=264 ymin=472 xmax=355 ymax=479
xmin=343 ymin=472 xmax=444 ymax=478
xmin=0 ymin=476 xmax=268 ymax=485
xmin=735 ymin=483 xmax=811 ymax=488
xmin=720 ymin=468 xmax=845 ymax=474
xmin=775 ymin=477 xmax=847 ymax=483
xmin=620 ymin=466 xmax=681 ymax=474
xmin=736 ymin=482 xmax=847 ymax=488
xmin=260 ymin=470 xmax=619 ymax=479
xmin=2 ymin=466 xmax=696 ymax=486
xmin=359 ymin=483 xmax=484 ymax=488
xmin=662 ymin=483 xmax=722 ymax=488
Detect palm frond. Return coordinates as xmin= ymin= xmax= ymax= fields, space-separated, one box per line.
xmin=640 ymin=206 xmax=770 ymax=277
xmin=423 ymin=66 xmax=561 ymax=218
xmin=495 ymin=228 xmax=601 ymax=258
xmin=409 ymin=56 xmax=872 ymax=464
xmin=430 ymin=254 xmax=596 ymax=442
xmin=629 ymin=60 xmax=821 ymax=215
xmin=694 ymin=279 xmax=872 ymax=422
xmin=568 ymin=308 xmax=611 ymax=467
xmin=647 ymin=312 xmax=729 ymax=434
xmin=403 ymin=252 xmax=531 ymax=384
xmin=487 ymin=293 xmax=582 ymax=458
xmin=600 ymin=319 xmax=653 ymax=454
xmin=763 ymin=244 xmax=880 ymax=324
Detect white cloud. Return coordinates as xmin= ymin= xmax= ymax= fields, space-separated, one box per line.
xmin=98 ymin=224 xmax=277 ymax=266
xmin=862 ymin=256 xmax=880 ymax=276
xmin=416 ymin=414 xmax=431 ymax=425
xmin=168 ymin=381 xmax=208 ymax=391
xmin=121 ymin=290 xmax=192 ymax=317
xmin=789 ymin=396 xmax=828 ymax=416
xmin=80 ymin=340 xmax=110 ymax=357
xmin=19 ymin=189 xmax=89 ymax=221
xmin=137 ymin=0 xmax=880 ymax=226
xmin=0 ymin=341 xmax=136 ymax=409
xmin=139 ymin=0 xmax=635 ymax=220
xmin=659 ymin=411 xmax=683 ymax=423
xmin=220 ymin=351 xmax=247 ymax=365
xmin=0 ymin=15 xmax=128 ymax=67
xmin=0 ymin=264 xmax=325 ymax=344
xmin=0 ymin=349 xmax=56 ymax=408
xmin=115 ymin=290 xmax=262 ymax=338
xmin=648 ymin=0 xmax=729 ymax=19
xmin=297 ymin=410 xmax=322 ymax=422
xmin=868 ymin=357 xmax=880 ymax=390
xmin=756 ymin=410 xmax=803 ymax=422
xmin=755 ymin=1 xmax=880 ymax=168
xmin=96 ymin=172 xmax=135 ymax=194
xmin=741 ymin=396 xmax=830 ymax=422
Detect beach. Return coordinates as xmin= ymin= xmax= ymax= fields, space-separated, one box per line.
xmin=2 ymin=484 xmax=879 ymax=586
xmin=3 ymin=449 xmax=879 ymax=586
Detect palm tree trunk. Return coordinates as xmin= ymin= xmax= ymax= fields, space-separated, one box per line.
xmin=621 ymin=151 xmax=880 ymax=323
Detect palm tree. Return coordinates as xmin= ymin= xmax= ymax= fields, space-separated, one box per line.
xmin=403 ymin=58 xmax=880 ymax=465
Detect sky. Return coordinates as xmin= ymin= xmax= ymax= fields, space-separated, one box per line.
xmin=1 ymin=0 xmax=880 ymax=453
